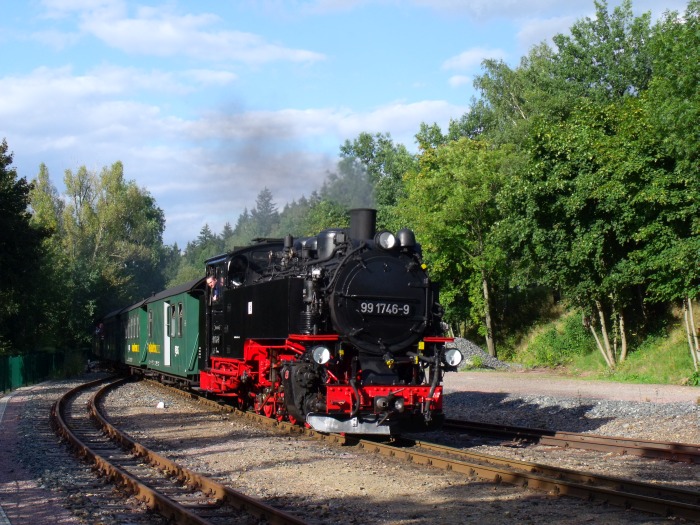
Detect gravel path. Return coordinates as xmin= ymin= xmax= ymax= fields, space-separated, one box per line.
xmin=443 ymin=370 xmax=699 ymax=441
xmin=1 ymin=368 xmax=698 ymax=525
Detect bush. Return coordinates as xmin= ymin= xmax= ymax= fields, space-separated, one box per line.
xmin=688 ymin=371 xmax=700 ymax=387
xmin=463 ymin=354 xmax=484 ymax=370
xmin=519 ymin=311 xmax=594 ymax=367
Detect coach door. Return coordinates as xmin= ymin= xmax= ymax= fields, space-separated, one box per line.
xmin=163 ymin=303 xmax=172 ymax=367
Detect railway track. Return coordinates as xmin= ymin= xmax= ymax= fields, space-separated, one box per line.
xmin=143 ymin=379 xmax=700 ymax=521
xmin=51 ymin=376 xmax=308 ymax=525
xmin=443 ymin=418 xmax=700 ymax=463
xmin=392 ymin=437 xmax=700 ymax=520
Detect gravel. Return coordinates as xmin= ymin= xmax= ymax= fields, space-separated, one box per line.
xmin=1 ymin=367 xmax=698 ymax=525
xmin=449 ymin=337 xmax=516 ymax=370
xmin=444 ymin=339 xmax=699 ymax=442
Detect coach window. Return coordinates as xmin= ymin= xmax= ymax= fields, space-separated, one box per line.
xmin=178 ymin=303 xmax=183 ymax=337
xmin=170 ymin=304 xmax=177 ymax=337
xmin=166 ymin=304 xmax=172 ymax=337
xmin=148 ymin=309 xmax=153 ymax=338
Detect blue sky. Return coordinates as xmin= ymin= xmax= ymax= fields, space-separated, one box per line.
xmin=1 ymin=0 xmax=687 ymax=246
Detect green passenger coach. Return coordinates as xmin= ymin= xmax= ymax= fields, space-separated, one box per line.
xmin=96 ymin=278 xmax=205 ymax=387
xmin=141 ymin=278 xmax=204 ymax=383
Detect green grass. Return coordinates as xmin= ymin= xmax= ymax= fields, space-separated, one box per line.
xmin=590 ymin=330 xmax=696 ymax=385
xmin=510 ymin=310 xmax=698 ymax=386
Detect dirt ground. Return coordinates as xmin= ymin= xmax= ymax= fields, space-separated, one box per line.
xmin=444 ymin=369 xmax=700 ymax=404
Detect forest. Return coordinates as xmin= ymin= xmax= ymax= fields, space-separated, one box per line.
xmin=1 ymin=1 xmax=698 ymax=378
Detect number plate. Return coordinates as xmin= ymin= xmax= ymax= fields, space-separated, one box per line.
xmin=359 ymin=301 xmax=411 ymax=316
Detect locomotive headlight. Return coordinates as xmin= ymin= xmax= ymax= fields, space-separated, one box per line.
xmin=393 ymin=397 xmax=405 ymax=412
xmin=443 ymin=348 xmax=464 ymax=367
xmin=311 ymin=345 xmax=332 ymax=365
xmin=375 ymin=230 xmax=397 ymax=250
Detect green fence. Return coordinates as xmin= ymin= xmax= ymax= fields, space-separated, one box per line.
xmin=0 ymin=349 xmax=85 ymax=392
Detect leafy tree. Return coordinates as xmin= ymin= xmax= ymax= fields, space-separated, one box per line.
xmin=221 ymin=222 xmax=234 ymax=246
xmin=228 ymin=207 xmax=255 ymax=248
xmin=28 ymin=164 xmax=75 ymax=351
xmin=197 ymin=224 xmax=218 ymax=246
xmin=500 ymin=96 xmax=673 ymax=367
xmin=551 ymin=0 xmax=653 ymax=102
xmin=475 ymin=0 xmax=658 ymax=367
xmin=399 ymin=138 xmax=513 ymax=357
xmin=468 ymin=1 xmax=653 ymax=148
xmin=0 ymin=139 xmax=43 ymax=354
xmin=161 ymin=243 xmax=184 ymax=288
xmin=55 ymin=161 xmax=166 ymax=338
xmin=274 ymin=197 xmax=313 ymax=238
xmin=302 ymin=198 xmax=348 ymax=235
xmin=633 ymin=1 xmax=700 ymax=369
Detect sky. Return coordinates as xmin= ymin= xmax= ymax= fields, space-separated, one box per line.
xmin=1 ymin=0 xmax=688 ymax=247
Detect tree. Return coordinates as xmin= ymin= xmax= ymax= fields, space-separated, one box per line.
xmin=633 ymin=1 xmax=700 ymax=369
xmin=0 ymin=139 xmax=43 ymax=353
xmin=249 ymin=187 xmax=279 ymax=238
xmin=476 ymin=0 xmax=657 ymax=367
xmin=58 ymin=162 xmax=166 ymax=334
xmin=303 ymin=198 xmax=348 ymax=235
xmin=399 ymin=138 xmax=512 ymax=357
xmin=29 ymin=163 xmax=74 ymax=351
xmin=499 ymin=96 xmax=674 ymax=367
xmin=552 ymin=0 xmax=653 ymax=102
xmin=274 ymin=197 xmax=313 ymax=238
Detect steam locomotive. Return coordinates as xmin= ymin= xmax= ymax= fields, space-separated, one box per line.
xmin=96 ymin=209 xmax=462 ymax=435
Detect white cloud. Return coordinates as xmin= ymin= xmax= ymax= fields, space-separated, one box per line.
xmin=40 ymin=0 xmax=123 ymax=18
xmin=443 ymin=47 xmax=507 ymax=71
xmin=448 ymin=75 xmax=471 ymax=88
xmin=516 ymin=15 xmax=577 ymax=53
xmin=30 ymin=29 xmax=82 ymax=50
xmin=2 ymin=63 xmax=468 ymax=245
xmin=411 ymin=0 xmax=592 ymax=19
xmin=183 ymin=69 xmax=238 ymax=86
xmin=75 ymin=5 xmax=326 ymax=63
xmin=39 ymin=1 xmax=326 ymax=64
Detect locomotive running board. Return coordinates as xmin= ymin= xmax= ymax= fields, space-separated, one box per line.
xmin=306 ymin=413 xmax=397 ymax=435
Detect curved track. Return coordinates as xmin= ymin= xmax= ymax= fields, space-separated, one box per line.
xmin=51 ymin=376 xmax=307 ymax=525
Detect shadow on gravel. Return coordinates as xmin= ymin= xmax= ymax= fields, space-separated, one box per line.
xmin=442 ymin=391 xmax=614 ymax=434
xmin=265 ymin=479 xmax=645 ymax=525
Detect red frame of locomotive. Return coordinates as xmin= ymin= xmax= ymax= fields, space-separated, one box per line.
xmin=199 ymin=334 xmax=453 ymax=424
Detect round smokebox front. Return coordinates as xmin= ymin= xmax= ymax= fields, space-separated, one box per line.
xmin=329 ymin=253 xmax=427 ymax=354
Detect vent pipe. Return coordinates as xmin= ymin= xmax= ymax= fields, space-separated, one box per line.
xmin=349 ymin=208 xmax=376 ymax=240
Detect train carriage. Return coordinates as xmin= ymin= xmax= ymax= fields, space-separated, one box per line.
xmin=123 ymin=300 xmax=147 ymax=368
xmin=95 ymin=306 xmax=125 ymax=363
xmin=141 ymin=278 xmax=204 ymax=385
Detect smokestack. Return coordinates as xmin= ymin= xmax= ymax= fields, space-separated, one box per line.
xmin=349 ymin=208 xmax=376 ymax=240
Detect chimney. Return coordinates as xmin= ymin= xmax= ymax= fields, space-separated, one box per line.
xmin=349 ymin=208 xmax=376 ymax=240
